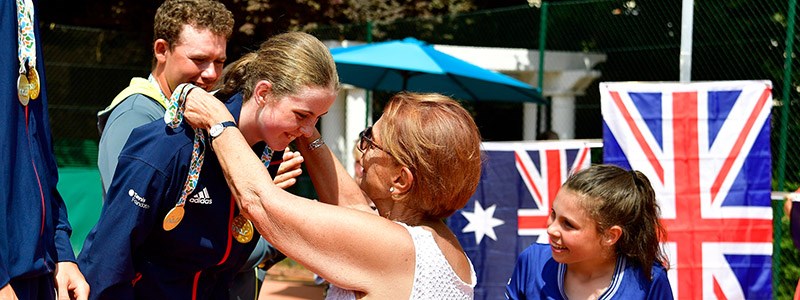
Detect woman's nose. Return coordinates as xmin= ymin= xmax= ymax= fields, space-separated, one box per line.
xmin=299 ymin=125 xmax=313 ymax=137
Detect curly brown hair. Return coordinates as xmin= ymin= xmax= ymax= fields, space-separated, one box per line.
xmin=153 ymin=0 xmax=233 ymax=48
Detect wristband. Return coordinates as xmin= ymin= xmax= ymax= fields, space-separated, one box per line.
xmin=308 ymin=137 xmax=325 ymax=151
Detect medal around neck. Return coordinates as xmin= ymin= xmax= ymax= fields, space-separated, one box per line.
xmin=17 ymin=74 xmax=29 ymax=106
xmin=27 ymin=67 xmax=40 ymax=100
xmin=163 ymin=83 xmax=203 ymax=232
xmin=163 ymin=206 xmax=185 ymax=231
xmin=231 ymin=215 xmax=254 ymax=243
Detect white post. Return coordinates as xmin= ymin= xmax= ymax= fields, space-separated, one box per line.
xmin=344 ymin=88 xmax=368 ymax=176
xmin=680 ymin=0 xmax=694 ymax=82
xmin=550 ymin=95 xmax=575 ymax=139
xmin=523 ymin=103 xmax=539 ymax=140
xmin=322 ymin=90 xmax=347 ymax=162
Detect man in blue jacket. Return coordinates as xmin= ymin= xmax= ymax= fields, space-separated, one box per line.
xmin=0 ymin=0 xmax=89 ymax=299
xmin=93 ymin=1 xmax=291 ymax=298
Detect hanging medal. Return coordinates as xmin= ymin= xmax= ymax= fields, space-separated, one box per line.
xmin=163 ymin=83 xmax=203 ymax=231
xmin=231 ymin=208 xmax=255 ymax=244
xmin=230 ymin=147 xmax=273 ymax=243
xmin=27 ymin=66 xmax=40 ymax=99
xmin=17 ymin=72 xmax=29 ymax=106
xmin=16 ymin=0 xmax=38 ymax=105
xmin=163 ymin=205 xmax=185 ymax=231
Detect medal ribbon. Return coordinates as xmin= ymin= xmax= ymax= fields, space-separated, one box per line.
xmin=16 ymin=0 xmax=35 ymax=74
xmin=260 ymin=147 xmax=273 ymax=168
xmin=148 ymin=74 xmax=169 ymax=103
xmin=165 ymin=83 xmax=204 ymax=207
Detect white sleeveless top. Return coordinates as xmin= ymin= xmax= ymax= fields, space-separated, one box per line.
xmin=325 ymin=222 xmax=476 ymax=300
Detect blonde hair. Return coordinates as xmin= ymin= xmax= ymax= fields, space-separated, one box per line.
xmin=379 ymin=92 xmax=482 ymax=219
xmin=153 ymin=0 xmax=233 ymax=47
xmin=215 ymin=32 xmax=339 ymax=101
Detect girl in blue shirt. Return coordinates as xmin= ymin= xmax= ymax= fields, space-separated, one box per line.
xmin=506 ymin=164 xmax=674 ymax=300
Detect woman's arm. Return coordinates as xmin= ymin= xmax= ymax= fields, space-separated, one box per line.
xmin=204 ymin=125 xmax=413 ymax=293
xmin=182 ymin=89 xmax=301 ymax=189
xmin=182 ymin=88 xmax=371 ymax=211
xmin=183 ymin=90 xmax=413 ymax=293
xmin=296 ymin=133 xmax=375 ymax=212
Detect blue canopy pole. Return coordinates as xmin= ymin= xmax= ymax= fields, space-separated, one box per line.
xmin=365 ymin=21 xmax=373 ymax=126
xmin=401 ymin=71 xmax=410 ymax=91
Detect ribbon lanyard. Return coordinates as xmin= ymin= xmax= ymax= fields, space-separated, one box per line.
xmin=16 ymin=0 xmax=40 ymax=106
xmin=147 ymin=74 xmax=168 ymax=103
xmin=162 ymin=83 xmax=273 ymax=232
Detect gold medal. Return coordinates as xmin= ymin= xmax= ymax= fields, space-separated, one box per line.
xmin=27 ymin=67 xmax=40 ymax=100
xmin=231 ymin=215 xmax=254 ymax=243
xmin=17 ymin=74 xmax=29 ymax=106
xmin=163 ymin=206 xmax=185 ymax=231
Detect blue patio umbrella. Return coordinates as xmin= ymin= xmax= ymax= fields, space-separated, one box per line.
xmin=330 ymin=37 xmax=544 ymax=103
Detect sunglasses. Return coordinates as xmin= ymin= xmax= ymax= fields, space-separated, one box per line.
xmin=357 ymin=126 xmax=388 ymax=154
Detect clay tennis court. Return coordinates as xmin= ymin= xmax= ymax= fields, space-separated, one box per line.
xmin=261 ymin=278 xmax=325 ymax=299
xmin=261 ymin=263 xmax=325 ymax=299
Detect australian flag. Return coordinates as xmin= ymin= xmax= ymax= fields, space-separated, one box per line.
xmin=447 ymin=141 xmax=593 ymax=299
xmin=601 ymin=81 xmax=773 ymax=299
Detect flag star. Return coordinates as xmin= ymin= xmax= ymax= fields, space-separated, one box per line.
xmin=461 ymin=201 xmax=505 ymax=244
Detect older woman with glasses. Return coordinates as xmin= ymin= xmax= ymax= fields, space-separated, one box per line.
xmin=183 ymin=91 xmax=481 ymax=299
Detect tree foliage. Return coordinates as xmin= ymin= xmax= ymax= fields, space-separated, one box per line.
xmin=42 ymin=0 xmax=494 ymax=58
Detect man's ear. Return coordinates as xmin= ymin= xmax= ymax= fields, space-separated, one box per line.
xmin=604 ymin=225 xmax=623 ymax=246
xmin=153 ymin=39 xmax=169 ymax=63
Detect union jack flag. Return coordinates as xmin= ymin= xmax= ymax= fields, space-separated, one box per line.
xmin=601 ymin=81 xmax=773 ymax=299
xmin=448 ymin=141 xmax=593 ymax=299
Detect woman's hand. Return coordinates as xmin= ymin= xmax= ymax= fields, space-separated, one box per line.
xmin=183 ymin=88 xmax=234 ymax=130
xmin=54 ymin=262 xmax=90 ymax=300
xmin=273 ymin=150 xmax=304 ymax=190
xmin=0 ymin=283 xmax=18 ymax=300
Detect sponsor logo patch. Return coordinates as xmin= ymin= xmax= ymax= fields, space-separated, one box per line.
xmin=129 ymin=189 xmax=150 ymax=209
xmin=188 ymin=187 xmax=213 ymax=205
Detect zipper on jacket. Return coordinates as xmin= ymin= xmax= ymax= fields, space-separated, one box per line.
xmin=190 ymin=195 xmax=236 ymax=299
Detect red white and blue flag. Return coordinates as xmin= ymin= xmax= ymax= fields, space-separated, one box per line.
xmin=601 ymin=81 xmax=773 ymax=299
xmin=448 ymin=141 xmax=592 ymax=299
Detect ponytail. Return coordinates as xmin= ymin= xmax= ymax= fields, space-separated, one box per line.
xmin=214 ymin=52 xmax=258 ymax=100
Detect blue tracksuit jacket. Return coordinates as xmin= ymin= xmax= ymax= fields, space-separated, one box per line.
xmin=0 ymin=0 xmax=77 ymax=295
xmin=78 ymin=93 xmax=268 ymax=299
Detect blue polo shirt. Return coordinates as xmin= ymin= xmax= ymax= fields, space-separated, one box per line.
xmin=505 ymin=243 xmax=674 ymax=300
xmin=78 ymin=93 xmax=263 ymax=299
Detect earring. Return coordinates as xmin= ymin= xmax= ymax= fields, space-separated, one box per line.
xmin=389 ymin=187 xmax=395 ymax=192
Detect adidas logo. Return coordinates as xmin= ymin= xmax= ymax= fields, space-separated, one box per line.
xmin=188 ymin=187 xmax=213 ymax=205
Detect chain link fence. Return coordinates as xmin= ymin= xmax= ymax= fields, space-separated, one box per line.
xmin=43 ymin=0 xmax=799 ymax=297
xmin=42 ymin=24 xmax=150 ymax=166
xmin=310 ymin=1 xmax=800 ymax=297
